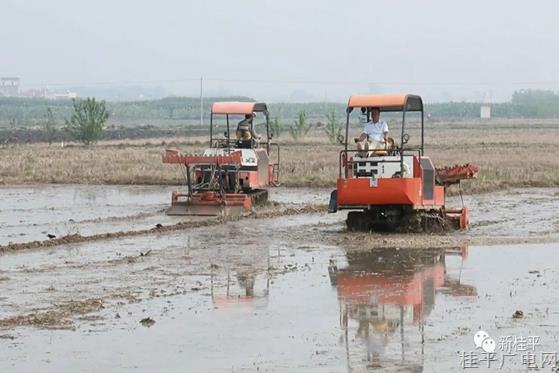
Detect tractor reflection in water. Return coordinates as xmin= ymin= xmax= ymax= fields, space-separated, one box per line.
xmin=209 ymin=252 xmax=273 ymax=311
xmin=210 ymin=267 xmax=271 ymax=311
xmin=329 ymin=247 xmax=475 ymax=371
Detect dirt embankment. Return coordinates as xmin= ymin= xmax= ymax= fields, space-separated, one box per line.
xmin=0 ymin=126 xmax=202 ymax=145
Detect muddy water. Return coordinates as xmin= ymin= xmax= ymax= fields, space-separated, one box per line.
xmin=0 ymin=185 xmax=177 ymax=245
xmin=0 ymin=185 xmax=331 ymax=246
xmin=1 ymin=185 xmax=559 ymax=372
xmin=1 ymin=186 xmax=558 ymax=247
xmin=464 ymin=188 xmax=559 ymax=236
xmin=1 ymin=207 xmax=559 ymax=371
xmin=269 ymin=187 xmax=331 ymax=205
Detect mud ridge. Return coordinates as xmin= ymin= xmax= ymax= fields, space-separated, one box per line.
xmin=0 ymin=299 xmax=104 ymax=330
xmin=66 ymin=210 xmax=165 ymax=224
xmin=0 ymin=204 xmax=327 ymax=254
xmin=337 ymin=232 xmax=559 ymax=251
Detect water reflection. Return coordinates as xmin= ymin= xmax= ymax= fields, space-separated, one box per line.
xmin=210 ymin=268 xmax=270 ymax=310
xmin=209 ymin=250 xmax=272 ymax=311
xmin=330 ymin=247 xmax=475 ymax=371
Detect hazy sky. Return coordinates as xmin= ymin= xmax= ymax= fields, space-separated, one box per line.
xmin=2 ymin=0 xmax=559 ymax=102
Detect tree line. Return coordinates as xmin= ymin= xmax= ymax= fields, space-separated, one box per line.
xmin=1 ymin=89 xmax=559 ymax=144
xmin=2 ymin=90 xmax=559 ymax=127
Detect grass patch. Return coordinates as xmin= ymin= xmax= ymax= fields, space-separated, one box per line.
xmin=1 ymin=120 xmax=558 ymax=194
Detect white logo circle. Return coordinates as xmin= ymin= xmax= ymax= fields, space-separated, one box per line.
xmin=482 ymin=338 xmax=496 ymax=353
xmin=474 ymin=330 xmax=489 ymax=348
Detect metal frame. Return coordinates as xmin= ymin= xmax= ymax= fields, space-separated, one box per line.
xmin=338 ymin=148 xmax=421 ymax=178
xmin=209 ymin=110 xmax=271 ymax=154
xmin=206 ymin=104 xmax=279 ymax=186
xmin=343 ymin=95 xmax=424 ymax=178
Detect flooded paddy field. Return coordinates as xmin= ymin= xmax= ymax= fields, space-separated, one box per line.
xmin=1 ymin=185 xmax=558 ymax=372
xmin=0 ymin=185 xmax=329 ymax=246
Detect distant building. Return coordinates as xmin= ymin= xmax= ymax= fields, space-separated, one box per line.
xmin=19 ymin=88 xmax=49 ymax=98
xmin=480 ymin=105 xmax=491 ymax=119
xmin=20 ymin=88 xmax=78 ymax=100
xmin=52 ymin=91 xmax=78 ymax=100
xmin=1 ymin=78 xmax=77 ymax=99
xmin=0 ymin=77 xmax=20 ymax=96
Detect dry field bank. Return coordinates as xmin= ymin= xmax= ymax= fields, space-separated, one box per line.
xmin=1 ymin=119 xmax=558 ymax=194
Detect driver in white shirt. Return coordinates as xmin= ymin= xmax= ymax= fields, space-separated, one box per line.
xmin=354 ymin=107 xmax=389 ymax=155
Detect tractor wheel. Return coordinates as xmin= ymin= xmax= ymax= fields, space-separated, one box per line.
xmin=346 ymin=211 xmax=370 ymax=232
xmin=398 ymin=210 xmax=423 ymax=233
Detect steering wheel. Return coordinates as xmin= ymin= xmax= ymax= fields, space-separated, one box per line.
xmin=214 ymin=139 xmax=228 ymax=148
xmin=402 ymin=133 xmax=410 ymax=145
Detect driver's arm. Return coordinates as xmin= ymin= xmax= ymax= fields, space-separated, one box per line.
xmin=250 ymin=125 xmax=260 ymax=140
xmin=355 ymin=132 xmax=368 ymax=142
xmin=382 ymin=122 xmax=389 ymax=142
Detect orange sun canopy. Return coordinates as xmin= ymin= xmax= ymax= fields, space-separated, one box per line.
xmin=347 ymin=94 xmax=423 ymax=112
xmin=211 ymin=102 xmax=268 ymax=115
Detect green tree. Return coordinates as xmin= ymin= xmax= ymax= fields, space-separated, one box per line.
xmin=65 ymin=98 xmax=109 ymax=144
xmin=510 ymin=89 xmax=559 ymax=117
xmin=323 ymin=110 xmax=342 ymax=143
xmin=289 ymin=111 xmax=312 ymax=141
xmin=44 ymin=108 xmax=57 ymax=144
xmin=270 ymin=116 xmax=283 ymax=139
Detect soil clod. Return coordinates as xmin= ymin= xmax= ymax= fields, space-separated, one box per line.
xmin=140 ymin=317 xmax=155 ymax=327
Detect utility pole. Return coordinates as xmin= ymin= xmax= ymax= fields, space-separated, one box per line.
xmin=200 ymin=77 xmax=204 ymax=126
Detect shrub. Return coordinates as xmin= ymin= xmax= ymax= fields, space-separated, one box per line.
xmin=289 ymin=111 xmax=312 ymax=140
xmin=65 ymin=98 xmax=109 ymax=145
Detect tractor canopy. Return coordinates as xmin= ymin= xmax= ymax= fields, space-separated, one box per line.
xmin=211 ymin=102 xmax=268 ymax=115
xmin=343 ymin=93 xmax=425 ymax=154
xmin=347 ymin=94 xmax=423 ymax=112
xmin=209 ymin=101 xmax=274 ymax=155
